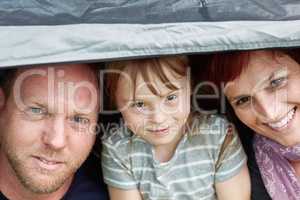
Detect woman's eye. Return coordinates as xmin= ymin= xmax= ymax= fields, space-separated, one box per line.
xmin=72 ymin=116 xmax=90 ymax=125
xmin=235 ymin=96 xmax=251 ymax=107
xmin=270 ymin=77 xmax=287 ymax=88
xmin=166 ymin=94 xmax=177 ymax=101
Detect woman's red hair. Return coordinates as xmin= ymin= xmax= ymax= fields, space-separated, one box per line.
xmin=200 ymin=49 xmax=300 ymax=86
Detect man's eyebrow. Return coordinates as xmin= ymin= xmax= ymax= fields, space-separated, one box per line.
xmin=20 ymin=101 xmax=48 ymax=112
xmin=28 ymin=101 xmax=47 ymax=108
xmin=71 ymin=109 xmax=93 ymax=117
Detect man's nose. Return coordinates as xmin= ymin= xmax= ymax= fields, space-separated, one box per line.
xmin=42 ymin=116 xmax=67 ymax=150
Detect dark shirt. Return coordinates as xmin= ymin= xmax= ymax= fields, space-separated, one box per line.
xmin=62 ymin=154 xmax=108 ymax=200
xmin=0 ymin=192 xmax=7 ymax=200
xmin=0 ymin=154 xmax=108 ymax=200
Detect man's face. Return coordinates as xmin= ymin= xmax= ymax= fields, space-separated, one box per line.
xmin=0 ymin=64 xmax=99 ymax=194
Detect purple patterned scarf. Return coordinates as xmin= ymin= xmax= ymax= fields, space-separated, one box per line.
xmin=254 ymin=134 xmax=300 ymax=200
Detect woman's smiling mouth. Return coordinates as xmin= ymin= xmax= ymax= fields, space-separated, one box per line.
xmin=264 ymin=107 xmax=297 ymax=131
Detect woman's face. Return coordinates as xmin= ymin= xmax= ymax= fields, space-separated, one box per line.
xmin=225 ymin=50 xmax=300 ymax=146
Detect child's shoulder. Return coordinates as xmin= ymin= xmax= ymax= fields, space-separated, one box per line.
xmin=188 ymin=112 xmax=231 ymax=137
xmin=101 ymin=125 xmax=149 ymax=165
xmin=101 ymin=125 xmax=147 ymax=152
xmin=192 ymin=112 xmax=228 ymax=124
xmin=101 ymin=125 xmax=134 ymax=149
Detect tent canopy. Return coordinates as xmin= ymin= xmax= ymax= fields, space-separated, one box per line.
xmin=1 ymin=0 xmax=300 ymax=67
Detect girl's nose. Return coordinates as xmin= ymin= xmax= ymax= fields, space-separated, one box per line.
xmin=148 ymin=106 xmax=167 ymax=124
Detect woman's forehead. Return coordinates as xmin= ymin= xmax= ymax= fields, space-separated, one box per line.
xmin=225 ymin=52 xmax=285 ymax=96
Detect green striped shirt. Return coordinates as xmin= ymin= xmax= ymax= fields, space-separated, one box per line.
xmin=102 ymin=114 xmax=246 ymax=200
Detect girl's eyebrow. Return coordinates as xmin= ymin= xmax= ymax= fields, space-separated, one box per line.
xmin=159 ymin=88 xmax=181 ymax=97
xmin=124 ymin=88 xmax=182 ymax=102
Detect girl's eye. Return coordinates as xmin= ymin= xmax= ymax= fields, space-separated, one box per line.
xmin=130 ymin=101 xmax=147 ymax=113
xmin=166 ymin=94 xmax=177 ymax=101
xmin=235 ymin=96 xmax=251 ymax=107
xmin=131 ymin=101 xmax=145 ymax=109
xmin=72 ymin=116 xmax=90 ymax=125
xmin=270 ymin=77 xmax=287 ymax=89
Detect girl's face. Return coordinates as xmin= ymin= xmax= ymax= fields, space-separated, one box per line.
xmin=115 ymin=64 xmax=190 ymax=149
xmin=225 ymin=50 xmax=300 ymax=146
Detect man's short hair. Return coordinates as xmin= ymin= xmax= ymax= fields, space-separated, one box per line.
xmin=0 ymin=63 xmax=103 ymax=99
xmin=0 ymin=68 xmax=17 ymax=98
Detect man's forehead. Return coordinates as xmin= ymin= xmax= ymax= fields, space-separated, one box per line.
xmin=11 ymin=64 xmax=99 ymax=108
xmin=14 ymin=64 xmax=96 ymax=86
xmin=17 ymin=63 xmax=93 ymax=76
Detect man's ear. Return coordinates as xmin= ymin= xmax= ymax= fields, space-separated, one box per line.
xmin=0 ymin=88 xmax=6 ymax=110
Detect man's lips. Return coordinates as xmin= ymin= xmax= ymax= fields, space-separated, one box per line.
xmin=32 ymin=156 xmax=65 ymax=170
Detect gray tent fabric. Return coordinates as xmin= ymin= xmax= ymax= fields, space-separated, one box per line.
xmin=0 ymin=1 xmax=300 ymax=67
xmin=1 ymin=20 xmax=300 ymax=67
xmin=1 ymin=0 xmax=300 ymax=25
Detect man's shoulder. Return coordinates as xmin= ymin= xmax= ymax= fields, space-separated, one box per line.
xmin=0 ymin=192 xmax=8 ymax=200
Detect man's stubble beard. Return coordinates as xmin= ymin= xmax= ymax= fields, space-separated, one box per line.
xmin=2 ymin=143 xmax=81 ymax=194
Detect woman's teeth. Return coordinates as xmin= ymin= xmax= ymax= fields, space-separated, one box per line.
xmin=267 ymin=108 xmax=296 ymax=129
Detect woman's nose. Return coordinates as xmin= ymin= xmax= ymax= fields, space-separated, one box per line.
xmin=254 ymin=92 xmax=286 ymax=121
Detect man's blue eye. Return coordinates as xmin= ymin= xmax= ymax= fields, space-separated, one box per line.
xmin=30 ymin=107 xmax=44 ymax=114
xmin=73 ymin=116 xmax=90 ymax=124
